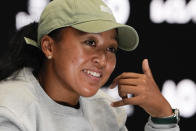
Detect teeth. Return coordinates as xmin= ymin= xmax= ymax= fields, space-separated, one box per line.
xmin=84 ymin=70 xmax=101 ymax=78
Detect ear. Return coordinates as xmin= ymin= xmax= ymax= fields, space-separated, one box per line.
xmin=40 ymin=35 xmax=54 ymax=59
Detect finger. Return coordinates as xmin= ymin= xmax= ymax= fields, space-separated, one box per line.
xmin=118 ymin=90 xmax=128 ymax=99
xmin=110 ymin=72 xmax=143 ymax=89
xmin=119 ymin=85 xmax=138 ymax=99
xmin=118 ymin=78 xmax=142 ymax=86
xmin=111 ymin=99 xmax=128 ymax=107
xmin=109 ymin=80 xmax=118 ymax=89
xmin=115 ymin=72 xmax=143 ymax=80
xmin=142 ymin=59 xmax=153 ymax=78
xmin=119 ymin=85 xmax=140 ymax=95
xmin=121 ymin=96 xmax=128 ymax=99
xmin=111 ymin=97 xmax=141 ymax=107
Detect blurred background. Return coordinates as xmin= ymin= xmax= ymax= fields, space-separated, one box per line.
xmin=5 ymin=0 xmax=196 ymax=130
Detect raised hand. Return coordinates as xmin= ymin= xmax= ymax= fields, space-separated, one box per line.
xmin=110 ymin=59 xmax=173 ymax=117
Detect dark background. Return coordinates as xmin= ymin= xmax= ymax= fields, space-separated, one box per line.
xmin=4 ymin=0 xmax=196 ymax=130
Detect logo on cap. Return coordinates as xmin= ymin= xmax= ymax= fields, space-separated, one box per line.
xmin=100 ymin=5 xmax=113 ymax=15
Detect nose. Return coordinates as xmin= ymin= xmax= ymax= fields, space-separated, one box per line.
xmin=92 ymin=50 xmax=107 ymax=68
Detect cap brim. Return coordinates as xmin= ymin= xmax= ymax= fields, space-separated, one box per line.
xmin=72 ymin=20 xmax=139 ymax=51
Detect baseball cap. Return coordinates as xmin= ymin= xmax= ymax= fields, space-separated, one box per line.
xmin=36 ymin=0 xmax=139 ymax=51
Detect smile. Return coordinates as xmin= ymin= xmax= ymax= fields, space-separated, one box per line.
xmin=83 ymin=69 xmax=102 ymax=78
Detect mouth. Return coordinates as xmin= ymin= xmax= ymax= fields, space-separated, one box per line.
xmin=82 ymin=69 xmax=102 ymax=79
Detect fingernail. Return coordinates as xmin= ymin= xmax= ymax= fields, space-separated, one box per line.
xmin=144 ymin=59 xmax=149 ymax=67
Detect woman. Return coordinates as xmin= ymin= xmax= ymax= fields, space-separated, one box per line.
xmin=0 ymin=0 xmax=180 ymax=130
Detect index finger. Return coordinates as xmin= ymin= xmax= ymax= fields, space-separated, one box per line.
xmin=109 ymin=72 xmax=143 ymax=89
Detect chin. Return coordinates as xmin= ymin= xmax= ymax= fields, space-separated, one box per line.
xmin=79 ymin=87 xmax=99 ymax=97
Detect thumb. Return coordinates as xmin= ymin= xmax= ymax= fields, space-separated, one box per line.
xmin=142 ymin=59 xmax=153 ymax=77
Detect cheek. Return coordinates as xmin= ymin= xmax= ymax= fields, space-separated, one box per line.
xmin=69 ymin=53 xmax=87 ymax=71
xmin=52 ymin=48 xmax=82 ymax=80
xmin=106 ymin=57 xmax=116 ymax=76
xmin=57 ymin=45 xmax=85 ymax=67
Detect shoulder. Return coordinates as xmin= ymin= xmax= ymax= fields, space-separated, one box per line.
xmin=0 ymin=68 xmax=38 ymax=116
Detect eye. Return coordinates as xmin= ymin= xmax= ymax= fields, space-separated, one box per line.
xmin=106 ymin=47 xmax=117 ymax=54
xmin=84 ymin=39 xmax=96 ymax=47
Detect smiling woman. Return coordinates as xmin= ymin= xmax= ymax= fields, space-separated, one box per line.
xmin=40 ymin=27 xmax=118 ymax=104
xmin=0 ymin=0 xmax=180 ymax=131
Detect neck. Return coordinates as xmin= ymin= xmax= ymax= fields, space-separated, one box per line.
xmin=37 ymin=63 xmax=80 ymax=106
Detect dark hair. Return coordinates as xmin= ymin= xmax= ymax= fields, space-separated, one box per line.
xmin=0 ymin=22 xmax=63 ymax=81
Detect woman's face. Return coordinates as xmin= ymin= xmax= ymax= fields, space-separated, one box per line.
xmin=51 ymin=27 xmax=117 ymax=97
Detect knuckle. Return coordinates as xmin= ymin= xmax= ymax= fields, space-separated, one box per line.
xmin=142 ymin=79 xmax=147 ymax=84
xmin=121 ymin=72 xmax=128 ymax=76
